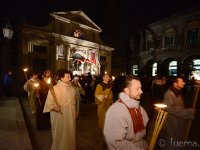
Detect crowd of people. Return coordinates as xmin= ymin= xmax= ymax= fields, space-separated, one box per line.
xmin=6 ymin=68 xmax=196 ymax=150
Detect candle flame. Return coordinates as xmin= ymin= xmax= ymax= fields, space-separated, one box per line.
xmin=47 ymin=78 xmax=51 ymax=84
xmin=154 ymin=103 xmax=167 ymax=109
xmin=23 ymin=68 xmax=28 ymax=72
xmin=112 ymin=76 xmax=115 ymax=80
xmin=34 ymin=83 xmax=39 ymax=88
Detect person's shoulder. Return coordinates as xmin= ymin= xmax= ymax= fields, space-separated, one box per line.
xmin=107 ymin=101 xmax=126 ymax=113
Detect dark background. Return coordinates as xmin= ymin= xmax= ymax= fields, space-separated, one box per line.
xmin=0 ymin=0 xmax=199 ymax=73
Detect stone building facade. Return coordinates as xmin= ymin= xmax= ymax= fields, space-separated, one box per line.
xmin=0 ymin=11 xmax=114 ymax=96
xmin=19 ymin=11 xmax=114 ymax=76
xmin=129 ymin=8 xmax=200 ymax=81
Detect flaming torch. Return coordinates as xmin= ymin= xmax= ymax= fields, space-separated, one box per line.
xmin=185 ymin=72 xmax=200 ymax=139
xmin=23 ymin=68 xmax=28 ymax=81
xmin=47 ymin=78 xmax=62 ymax=114
xmin=34 ymin=83 xmax=42 ymax=107
xmin=148 ymin=104 xmax=168 ymax=150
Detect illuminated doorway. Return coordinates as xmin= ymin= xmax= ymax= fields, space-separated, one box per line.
xmin=169 ymin=61 xmax=177 ymax=76
xmin=152 ymin=62 xmax=157 ymax=76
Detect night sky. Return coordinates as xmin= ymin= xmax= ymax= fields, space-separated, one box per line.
xmin=0 ymin=0 xmax=199 ymax=56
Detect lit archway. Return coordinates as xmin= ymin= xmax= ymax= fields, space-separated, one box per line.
xmin=169 ymin=61 xmax=177 ymax=76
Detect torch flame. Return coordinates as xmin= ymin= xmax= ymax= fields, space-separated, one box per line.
xmin=23 ymin=68 xmax=28 ymax=72
xmin=112 ymin=76 xmax=115 ymax=81
xmin=154 ymin=103 xmax=167 ymax=109
xmin=47 ymin=78 xmax=51 ymax=84
xmin=34 ymin=83 xmax=39 ymax=88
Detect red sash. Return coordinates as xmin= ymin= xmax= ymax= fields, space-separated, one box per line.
xmin=119 ymin=99 xmax=145 ymax=134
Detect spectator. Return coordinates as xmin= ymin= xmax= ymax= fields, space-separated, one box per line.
xmin=2 ymin=70 xmax=14 ymax=97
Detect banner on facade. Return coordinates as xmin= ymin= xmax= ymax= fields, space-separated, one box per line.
xmin=91 ymin=52 xmax=96 ymax=64
xmin=56 ymin=45 xmax=65 ymax=60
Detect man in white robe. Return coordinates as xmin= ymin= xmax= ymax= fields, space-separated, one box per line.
xmin=43 ymin=70 xmax=77 ymax=150
xmin=104 ymin=76 xmax=149 ymax=150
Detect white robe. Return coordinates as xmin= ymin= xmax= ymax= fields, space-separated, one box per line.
xmin=104 ymin=92 xmax=149 ymax=150
xmin=43 ymin=80 xmax=77 ymax=150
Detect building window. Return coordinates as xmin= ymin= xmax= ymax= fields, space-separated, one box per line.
xmin=165 ymin=36 xmax=173 ymax=48
xmin=187 ymin=28 xmax=198 ymax=44
xmin=152 ymin=62 xmax=157 ymax=76
xmin=169 ymin=61 xmax=177 ymax=76
xmin=56 ymin=45 xmax=65 ymax=60
xmin=132 ymin=65 xmax=138 ymax=75
xmin=193 ymin=59 xmax=200 ymax=77
xmin=33 ymin=45 xmax=47 ymax=53
xmin=164 ymin=28 xmax=175 ymax=48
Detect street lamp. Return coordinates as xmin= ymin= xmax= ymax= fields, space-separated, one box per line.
xmin=2 ymin=24 xmax=14 ymax=40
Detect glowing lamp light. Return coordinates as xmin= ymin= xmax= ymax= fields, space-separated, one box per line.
xmin=2 ymin=24 xmax=14 ymax=40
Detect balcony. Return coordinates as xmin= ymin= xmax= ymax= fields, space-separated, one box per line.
xmin=140 ymin=41 xmax=200 ymax=56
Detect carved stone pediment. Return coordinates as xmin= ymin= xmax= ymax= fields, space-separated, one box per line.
xmin=51 ymin=11 xmax=102 ymax=32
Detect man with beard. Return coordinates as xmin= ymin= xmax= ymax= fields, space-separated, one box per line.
xmin=158 ymin=76 xmax=195 ymax=150
xmin=104 ymin=75 xmax=149 ymax=150
xmin=43 ymin=69 xmax=77 ymax=150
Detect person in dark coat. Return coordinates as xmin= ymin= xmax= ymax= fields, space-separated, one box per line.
xmin=36 ymin=70 xmax=55 ymax=130
xmin=2 ymin=70 xmax=14 ymax=96
xmin=158 ymin=76 xmax=195 ymax=150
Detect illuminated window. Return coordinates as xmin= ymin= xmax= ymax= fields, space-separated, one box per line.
xmin=132 ymin=65 xmax=138 ymax=75
xmin=152 ymin=63 xmax=157 ymax=76
xmin=169 ymin=61 xmax=177 ymax=76
xmin=193 ymin=59 xmax=200 ymax=77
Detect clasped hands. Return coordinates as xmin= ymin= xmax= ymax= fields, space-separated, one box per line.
xmin=52 ymin=105 xmax=61 ymax=112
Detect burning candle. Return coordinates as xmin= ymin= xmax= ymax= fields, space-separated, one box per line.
xmin=47 ymin=78 xmax=62 ymax=114
xmin=34 ymin=83 xmax=39 ymax=88
xmin=112 ymin=76 xmax=115 ymax=81
xmin=148 ymin=103 xmax=168 ymax=150
xmin=23 ymin=68 xmax=28 ymax=81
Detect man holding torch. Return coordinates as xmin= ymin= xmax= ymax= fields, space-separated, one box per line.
xmin=43 ymin=69 xmax=77 ymax=150
xmin=158 ymin=76 xmax=195 ymax=149
xmin=36 ymin=70 xmax=54 ymax=130
xmin=23 ymin=72 xmax=39 ymax=114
